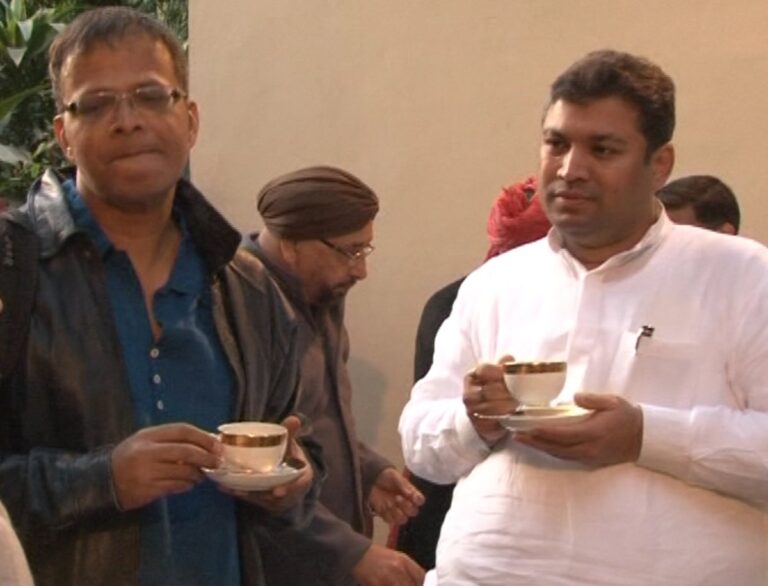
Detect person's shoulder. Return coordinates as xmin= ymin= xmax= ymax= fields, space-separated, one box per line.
xmin=667 ymin=224 xmax=768 ymax=261
xmin=227 ymin=247 xmax=276 ymax=294
xmin=474 ymin=236 xmax=551 ymax=275
xmin=423 ymin=277 xmax=465 ymax=311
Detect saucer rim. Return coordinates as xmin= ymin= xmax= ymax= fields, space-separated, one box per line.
xmin=202 ymin=461 xmax=303 ymax=491
xmin=474 ymin=405 xmax=593 ymax=430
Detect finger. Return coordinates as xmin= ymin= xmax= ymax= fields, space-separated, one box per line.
xmin=151 ymin=442 xmax=222 ymax=469
xmin=152 ymin=461 xmax=209 ymax=483
xmin=280 ymin=415 xmax=301 ymax=442
xmin=404 ymin=558 xmax=427 ymax=584
xmin=407 ymin=487 xmax=425 ymax=505
xmin=139 ymin=423 xmax=221 ymax=452
xmin=390 ymin=508 xmax=410 ymax=525
xmin=574 ymin=392 xmax=618 ymax=410
xmin=471 ymin=362 xmax=505 ymax=384
xmin=397 ymin=499 xmax=421 ymax=518
xmin=497 ymin=353 xmax=515 ymax=365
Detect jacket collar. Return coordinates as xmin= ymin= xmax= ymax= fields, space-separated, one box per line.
xmin=244 ymin=233 xmax=309 ymax=312
xmin=17 ymin=168 xmax=241 ymax=274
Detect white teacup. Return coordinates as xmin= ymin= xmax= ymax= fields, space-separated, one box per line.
xmin=218 ymin=422 xmax=288 ymax=473
xmin=503 ymin=361 xmax=567 ymax=406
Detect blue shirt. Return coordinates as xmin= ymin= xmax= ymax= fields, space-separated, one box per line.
xmin=64 ymin=181 xmax=240 ymax=586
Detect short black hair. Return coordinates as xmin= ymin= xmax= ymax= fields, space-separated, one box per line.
xmin=49 ymin=6 xmax=187 ymax=111
xmin=547 ymin=49 xmax=675 ymax=158
xmin=658 ymin=175 xmax=740 ymax=233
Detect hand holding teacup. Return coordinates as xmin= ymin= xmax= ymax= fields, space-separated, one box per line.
xmin=465 ymin=356 xmax=568 ymax=444
xmin=463 ymin=355 xmax=518 ymax=445
xmin=217 ymin=415 xmax=314 ymax=513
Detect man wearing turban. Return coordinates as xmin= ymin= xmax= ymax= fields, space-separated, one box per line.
xmin=246 ymin=166 xmax=425 ymax=586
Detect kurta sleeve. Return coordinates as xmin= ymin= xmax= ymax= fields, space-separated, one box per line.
xmin=399 ymin=272 xmax=494 ymax=484
xmin=637 ymin=243 xmax=768 ymax=506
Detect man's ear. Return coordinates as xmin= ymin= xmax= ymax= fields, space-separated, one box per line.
xmin=53 ymin=115 xmax=75 ymax=163
xmin=278 ymin=238 xmax=299 ymax=267
xmin=650 ymin=143 xmax=675 ymax=192
xmin=186 ymin=99 xmax=199 ymax=148
xmin=718 ymin=222 xmax=737 ymax=235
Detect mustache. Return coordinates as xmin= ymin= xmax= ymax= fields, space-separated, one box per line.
xmin=546 ymin=179 xmax=591 ymax=199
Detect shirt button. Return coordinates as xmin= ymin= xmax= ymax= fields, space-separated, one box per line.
xmin=152 ymin=374 xmax=162 ymax=384
xmin=150 ymin=348 xmax=160 ymax=359
xmin=156 ymin=400 xmax=165 ymax=411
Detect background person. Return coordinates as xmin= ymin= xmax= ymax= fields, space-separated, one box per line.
xmin=657 ymin=174 xmax=740 ymax=234
xmin=246 ymin=166 xmax=425 ymax=586
xmin=0 ymin=8 xmax=317 ymax=586
xmin=400 ymin=49 xmax=768 ymax=585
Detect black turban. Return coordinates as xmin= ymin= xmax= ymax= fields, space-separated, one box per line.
xmin=257 ymin=166 xmax=379 ymax=240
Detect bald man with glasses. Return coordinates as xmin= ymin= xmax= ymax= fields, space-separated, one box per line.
xmin=0 ymin=7 xmax=319 ymax=586
xmin=247 ymin=166 xmax=425 ymax=586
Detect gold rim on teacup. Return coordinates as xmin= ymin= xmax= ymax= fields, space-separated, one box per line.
xmin=503 ymin=361 xmax=567 ymax=375
xmin=219 ymin=432 xmax=286 ymax=448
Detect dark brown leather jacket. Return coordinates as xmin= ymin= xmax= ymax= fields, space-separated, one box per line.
xmin=0 ymin=170 xmax=320 ymax=586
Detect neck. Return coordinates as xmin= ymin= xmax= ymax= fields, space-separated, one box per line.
xmin=83 ymin=192 xmax=181 ymax=335
xmin=565 ymin=205 xmax=660 ymax=270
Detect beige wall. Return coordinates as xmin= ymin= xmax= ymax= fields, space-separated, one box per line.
xmin=189 ymin=0 xmax=768 ymax=496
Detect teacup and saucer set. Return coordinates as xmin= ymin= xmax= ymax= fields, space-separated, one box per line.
xmin=475 ymin=361 xmax=592 ymax=430
xmin=203 ymin=422 xmax=305 ymax=491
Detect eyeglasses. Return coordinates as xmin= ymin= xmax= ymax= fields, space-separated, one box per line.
xmin=319 ymin=239 xmax=375 ymax=264
xmin=62 ymin=85 xmax=187 ymax=120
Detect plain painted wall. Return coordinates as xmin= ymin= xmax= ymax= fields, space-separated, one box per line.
xmin=189 ymin=0 xmax=768 ymax=537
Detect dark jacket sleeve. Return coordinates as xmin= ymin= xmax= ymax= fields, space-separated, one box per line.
xmin=258 ymin=501 xmax=372 ymax=584
xmin=0 ymin=446 xmax=121 ymax=532
xmin=222 ymin=251 xmax=323 ymax=528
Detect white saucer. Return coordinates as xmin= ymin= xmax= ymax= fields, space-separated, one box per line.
xmin=474 ymin=405 xmax=592 ymax=431
xmin=203 ymin=461 xmax=304 ymax=491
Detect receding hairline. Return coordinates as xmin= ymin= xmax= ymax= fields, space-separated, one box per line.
xmin=57 ymin=34 xmax=181 ymax=82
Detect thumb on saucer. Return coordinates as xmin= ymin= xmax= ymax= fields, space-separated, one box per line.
xmin=574 ymin=392 xmax=618 ymax=411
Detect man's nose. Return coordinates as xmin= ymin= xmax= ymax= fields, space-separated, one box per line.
xmin=557 ymin=147 xmax=588 ymax=181
xmin=111 ymin=96 xmax=143 ymax=131
xmin=350 ymin=257 xmax=368 ymax=280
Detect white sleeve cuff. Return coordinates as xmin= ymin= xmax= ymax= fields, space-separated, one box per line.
xmin=637 ymin=404 xmax=691 ymax=480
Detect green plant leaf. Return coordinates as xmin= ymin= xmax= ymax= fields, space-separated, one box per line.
xmin=0 ymin=83 xmax=45 ymax=124
xmin=0 ymin=142 xmax=30 ymax=164
xmin=16 ymin=16 xmax=31 ymax=41
xmin=24 ymin=20 xmax=56 ymax=61
xmin=9 ymin=0 xmax=25 ymax=22
xmin=7 ymin=45 xmax=24 ymax=65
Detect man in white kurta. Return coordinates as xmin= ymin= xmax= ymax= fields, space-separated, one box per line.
xmin=399 ymin=50 xmax=768 ymax=586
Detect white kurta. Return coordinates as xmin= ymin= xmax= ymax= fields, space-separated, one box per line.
xmin=400 ymin=214 xmax=768 ymax=586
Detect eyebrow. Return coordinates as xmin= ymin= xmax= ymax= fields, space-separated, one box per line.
xmin=542 ymin=128 xmax=628 ymax=146
xmin=591 ymin=134 xmax=628 ymax=146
